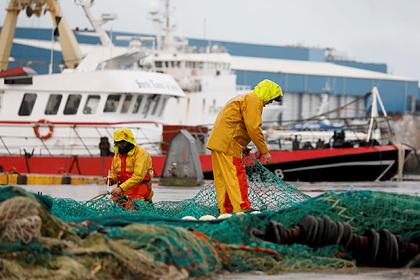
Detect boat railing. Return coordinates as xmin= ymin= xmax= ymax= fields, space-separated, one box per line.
xmin=236 ymin=85 xmax=252 ymax=91
xmin=261 ymin=112 xmax=396 ymax=151
xmin=0 ymin=122 xmax=164 ymax=156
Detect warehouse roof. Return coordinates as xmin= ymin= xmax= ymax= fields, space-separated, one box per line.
xmin=231 ymin=56 xmax=416 ymax=82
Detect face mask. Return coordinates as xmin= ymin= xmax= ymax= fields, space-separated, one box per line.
xmin=117 ymin=141 xmax=134 ymax=154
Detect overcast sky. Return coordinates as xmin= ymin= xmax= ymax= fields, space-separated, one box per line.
xmin=1 ymin=0 xmax=420 ymax=84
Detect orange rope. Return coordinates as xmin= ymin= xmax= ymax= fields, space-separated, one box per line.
xmin=191 ymin=231 xmax=232 ymax=264
xmin=221 ymin=244 xmax=282 ymax=258
xmin=191 ymin=231 xmax=283 ymax=263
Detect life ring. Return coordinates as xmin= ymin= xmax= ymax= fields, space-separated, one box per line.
xmin=33 ymin=119 xmax=54 ymax=140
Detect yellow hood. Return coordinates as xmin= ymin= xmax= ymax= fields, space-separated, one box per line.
xmin=114 ymin=128 xmax=137 ymax=154
xmin=252 ymin=79 xmax=283 ymax=104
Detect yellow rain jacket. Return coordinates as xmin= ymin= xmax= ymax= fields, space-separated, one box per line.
xmin=207 ymin=79 xmax=283 ymax=158
xmin=110 ymin=128 xmax=153 ymax=191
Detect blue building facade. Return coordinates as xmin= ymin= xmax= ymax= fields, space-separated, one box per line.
xmin=5 ymin=27 xmax=420 ymax=114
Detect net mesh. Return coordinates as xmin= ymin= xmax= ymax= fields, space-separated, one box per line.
xmin=0 ymin=160 xmax=419 ymax=278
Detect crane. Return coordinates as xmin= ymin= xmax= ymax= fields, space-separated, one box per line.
xmin=0 ymin=0 xmax=83 ymax=71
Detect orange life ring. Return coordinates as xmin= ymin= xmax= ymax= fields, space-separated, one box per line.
xmin=33 ymin=119 xmax=54 ymax=140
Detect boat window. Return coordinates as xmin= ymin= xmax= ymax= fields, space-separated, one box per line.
xmin=121 ymin=94 xmax=133 ymax=113
xmin=171 ymin=61 xmax=175 ymax=67
xmin=142 ymin=95 xmax=152 ymax=116
xmin=18 ymin=93 xmax=37 ymax=116
xmin=132 ymin=95 xmax=143 ymax=113
xmin=104 ymin=94 xmax=121 ymax=113
xmin=176 ymin=61 xmax=181 ymax=67
xmin=83 ymin=95 xmax=100 ymax=114
xmin=151 ymin=96 xmax=160 ymax=115
xmin=63 ymin=94 xmax=82 ymax=115
xmin=164 ymin=61 xmax=169 ymax=68
xmin=45 ymin=94 xmax=62 ymax=115
xmin=155 ymin=61 xmax=162 ymax=68
xmin=159 ymin=97 xmax=168 ymax=116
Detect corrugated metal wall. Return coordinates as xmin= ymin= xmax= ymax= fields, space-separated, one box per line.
xmin=7 ymin=28 xmax=420 ymax=114
xmin=235 ymin=70 xmax=418 ymax=113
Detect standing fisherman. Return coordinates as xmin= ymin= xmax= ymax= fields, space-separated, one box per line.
xmin=107 ymin=128 xmax=154 ymax=209
xmin=207 ymin=79 xmax=283 ymax=214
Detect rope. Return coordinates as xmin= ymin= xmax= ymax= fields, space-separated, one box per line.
xmin=88 ymin=192 xmax=109 ymax=201
xmin=0 ymin=197 xmax=41 ymax=244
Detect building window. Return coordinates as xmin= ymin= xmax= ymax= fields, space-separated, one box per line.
xmin=121 ymin=94 xmax=133 ymax=113
xmin=45 ymin=94 xmax=62 ymax=115
xmin=83 ymin=95 xmax=100 ymax=114
xmin=415 ymin=100 xmax=420 ymax=115
xmin=64 ymin=94 xmax=82 ymax=115
xmin=104 ymin=94 xmax=121 ymax=113
xmin=18 ymin=93 xmax=37 ymax=116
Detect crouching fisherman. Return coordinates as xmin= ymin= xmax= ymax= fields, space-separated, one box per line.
xmin=107 ymin=128 xmax=154 ymax=209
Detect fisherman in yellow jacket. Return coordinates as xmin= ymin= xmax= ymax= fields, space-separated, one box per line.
xmin=207 ymin=79 xmax=283 ymax=214
xmin=108 ymin=128 xmax=154 ymax=209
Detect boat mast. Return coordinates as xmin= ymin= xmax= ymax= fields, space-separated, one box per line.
xmin=150 ymin=0 xmax=178 ymax=52
xmin=367 ymin=86 xmax=394 ymax=142
xmin=74 ymin=0 xmax=114 ymax=47
xmin=0 ymin=0 xmax=83 ymax=71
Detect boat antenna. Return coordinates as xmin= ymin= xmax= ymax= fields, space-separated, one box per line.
xmin=149 ymin=0 xmax=177 ymax=51
xmin=48 ymin=21 xmax=55 ymax=74
xmin=74 ymin=0 xmax=115 ymax=47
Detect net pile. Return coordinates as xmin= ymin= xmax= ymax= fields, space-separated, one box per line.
xmin=0 ymin=161 xmax=419 ymax=278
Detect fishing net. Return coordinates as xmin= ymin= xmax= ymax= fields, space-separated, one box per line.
xmin=0 ymin=160 xmax=419 ymax=278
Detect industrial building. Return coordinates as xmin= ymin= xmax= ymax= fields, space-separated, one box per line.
xmin=6 ymin=27 xmax=420 ymax=119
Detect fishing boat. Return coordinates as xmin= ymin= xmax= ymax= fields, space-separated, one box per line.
xmin=244 ymin=87 xmax=412 ymax=182
xmin=0 ymin=0 xmax=239 ymax=178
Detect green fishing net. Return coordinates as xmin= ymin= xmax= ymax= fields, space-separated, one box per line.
xmin=1 ymin=160 xmax=419 ymax=278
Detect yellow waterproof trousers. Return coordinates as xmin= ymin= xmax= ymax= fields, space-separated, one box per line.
xmin=211 ymin=151 xmax=251 ymax=214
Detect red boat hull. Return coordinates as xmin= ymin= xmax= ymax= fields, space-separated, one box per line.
xmin=0 ymin=144 xmax=406 ymax=181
